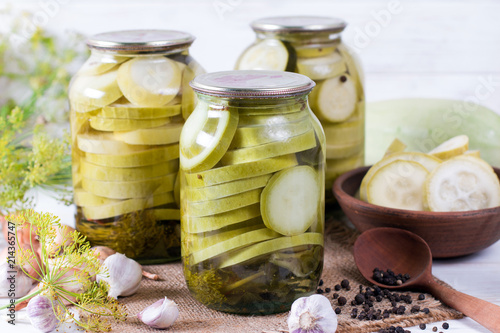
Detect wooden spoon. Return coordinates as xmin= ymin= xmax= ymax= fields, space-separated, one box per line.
xmin=353 ymin=227 xmax=500 ymax=333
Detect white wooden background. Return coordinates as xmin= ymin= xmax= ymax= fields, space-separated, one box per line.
xmin=1 ymin=1 xmax=500 ymax=332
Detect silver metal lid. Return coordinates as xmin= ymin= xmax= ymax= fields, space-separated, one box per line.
xmin=190 ymin=70 xmax=315 ymax=98
xmin=251 ymin=16 xmax=347 ymax=34
xmin=86 ymin=30 xmax=195 ymax=54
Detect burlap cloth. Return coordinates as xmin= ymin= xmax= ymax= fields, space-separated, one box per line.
xmin=113 ymin=210 xmax=462 ymax=333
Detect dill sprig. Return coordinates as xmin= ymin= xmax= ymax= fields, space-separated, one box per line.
xmin=0 ymin=210 xmax=127 ymax=332
xmin=0 ymin=12 xmax=87 ymax=214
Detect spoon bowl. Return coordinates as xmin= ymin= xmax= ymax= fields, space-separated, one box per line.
xmin=354 ymin=227 xmax=431 ymax=290
xmin=354 ymin=227 xmax=500 ymax=332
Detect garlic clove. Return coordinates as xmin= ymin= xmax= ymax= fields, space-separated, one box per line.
xmin=96 ymin=253 xmax=142 ymax=299
xmin=0 ymin=262 xmax=34 ymax=298
xmin=27 ymin=295 xmax=59 ymax=333
xmin=138 ymin=297 xmax=179 ymax=329
xmin=287 ymin=294 xmax=338 ymax=333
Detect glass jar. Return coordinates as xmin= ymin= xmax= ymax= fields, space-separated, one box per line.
xmin=180 ymin=70 xmax=325 ymax=314
xmin=235 ymin=16 xmax=365 ymax=195
xmin=69 ymin=30 xmax=205 ymax=264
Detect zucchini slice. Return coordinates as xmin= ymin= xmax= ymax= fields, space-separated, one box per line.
xmin=80 ymin=159 xmax=178 ymax=182
xmin=235 ymin=39 xmax=289 ymax=71
xmin=425 ymin=156 xmax=500 ymax=211
xmin=220 ymin=129 xmax=316 ymax=165
xmin=219 ymin=232 xmax=324 ymax=269
xmin=186 ymin=188 xmax=262 ymax=217
xmin=428 ymin=134 xmax=469 ymax=160
xmin=89 ymin=116 xmax=170 ymax=132
xmin=99 ymin=101 xmax=181 ymax=119
xmin=114 ymin=122 xmax=183 ymax=146
xmin=309 ymin=74 xmax=358 ymax=123
xmin=366 ymin=160 xmax=429 ymax=211
xmin=77 ymin=132 xmax=148 ymax=155
xmin=261 ymin=166 xmax=320 ymax=236
xmin=117 ymin=56 xmax=182 ymax=107
xmin=185 ymin=154 xmax=298 ymax=187
xmin=69 ymin=68 xmax=122 ymax=108
xmin=85 ymin=143 xmax=179 ymax=168
xmin=180 ymin=102 xmax=239 ymax=172
xmin=296 ymin=52 xmax=347 ymax=80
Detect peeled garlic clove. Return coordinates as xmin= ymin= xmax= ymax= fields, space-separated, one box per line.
xmin=138 ymin=297 xmax=179 ymax=329
xmin=27 ymin=295 xmax=59 ymax=333
xmin=287 ymin=294 xmax=338 ymax=333
xmin=0 ymin=262 xmax=34 ymax=298
xmin=97 ymin=253 xmax=142 ymax=298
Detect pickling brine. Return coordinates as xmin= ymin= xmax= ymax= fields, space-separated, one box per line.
xmin=235 ymin=16 xmax=365 ymax=195
xmin=69 ymin=30 xmax=205 ymax=264
xmin=180 ymin=71 xmax=325 ymax=314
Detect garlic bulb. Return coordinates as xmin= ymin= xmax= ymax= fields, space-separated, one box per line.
xmin=27 ymin=295 xmax=59 ymax=333
xmin=138 ymin=297 xmax=179 ymax=329
xmin=96 ymin=253 xmax=142 ymax=298
xmin=287 ymin=294 xmax=338 ymax=333
xmin=0 ymin=262 xmax=34 ymax=298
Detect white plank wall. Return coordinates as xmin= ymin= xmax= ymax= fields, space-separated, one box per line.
xmin=2 ymin=0 xmax=500 ymax=113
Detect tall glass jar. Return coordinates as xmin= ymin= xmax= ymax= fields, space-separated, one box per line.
xmin=69 ymin=30 xmax=205 ymax=264
xmin=235 ymin=16 xmax=365 ymax=196
xmin=180 ymin=70 xmax=325 ymax=314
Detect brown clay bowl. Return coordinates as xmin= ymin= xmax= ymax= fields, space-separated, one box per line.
xmin=333 ymin=166 xmax=500 ymax=258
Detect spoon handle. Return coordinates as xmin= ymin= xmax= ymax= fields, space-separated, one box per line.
xmin=427 ymin=280 xmax=500 ymax=333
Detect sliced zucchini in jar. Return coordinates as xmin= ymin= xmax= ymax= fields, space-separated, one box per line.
xmin=117 ymin=56 xmax=182 ymax=107
xmin=296 ymin=52 xmax=347 ymax=80
xmin=85 ymin=143 xmax=179 ymax=168
xmin=295 ymin=46 xmax=336 ymax=58
xmin=89 ymin=116 xmax=170 ymax=132
xmin=185 ymin=174 xmax=272 ymax=202
xmin=186 ymin=188 xmax=262 ymax=217
xmin=152 ymin=208 xmax=181 ymax=221
xmin=366 ymin=160 xmax=429 ymax=211
xmin=261 ymin=166 xmax=320 ymax=236
xmin=309 ymin=74 xmax=358 ymax=123
xmin=99 ymin=99 xmax=181 ymax=119
xmin=185 ymin=154 xmax=298 ymax=187
xmin=184 ymin=203 xmax=262 ymax=233
xmin=235 ymin=39 xmax=289 ymax=71
xmin=77 ymin=55 xmax=129 ymax=76
xmin=325 ymin=141 xmax=364 ymax=159
xmin=181 ymin=65 xmax=197 ymax=120
xmin=80 ymin=159 xmax=178 ymax=182
xmin=424 ymin=156 xmax=500 ymax=212
xmin=220 ymin=129 xmax=316 ymax=165
xmin=114 ymin=122 xmax=183 ymax=146
xmin=82 ymin=172 xmax=178 ymax=199
xmin=77 ymin=131 xmax=149 ymax=155
xmin=180 ymin=102 xmax=239 ymax=172
xmin=190 ymin=228 xmax=281 ymax=265
xmin=219 ymin=232 xmax=324 ymax=269
xmin=69 ymin=68 xmax=123 ymax=108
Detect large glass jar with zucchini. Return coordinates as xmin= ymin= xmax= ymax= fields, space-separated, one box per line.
xmin=180 ymin=70 xmax=325 ymax=314
xmin=235 ymin=16 xmax=364 ymax=195
xmin=69 ymin=30 xmax=205 ymax=264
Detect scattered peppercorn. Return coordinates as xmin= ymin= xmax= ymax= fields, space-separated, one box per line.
xmin=411 ymin=305 xmax=421 ymax=313
xmin=355 ymin=293 xmax=365 ymax=305
xmin=325 ymin=287 xmax=331 ymax=293
xmin=318 ymin=279 xmax=324 ymax=286
xmin=418 ymin=294 xmax=426 ymax=300
xmin=432 ymin=327 xmax=438 ymax=332
xmin=334 ymin=284 xmax=341 ymax=291
xmin=340 ymin=75 xmax=347 ymax=83
xmin=332 ymin=293 xmax=339 ymax=299
xmin=335 ymin=307 xmax=341 ymax=314
xmin=422 ymin=307 xmax=430 ymax=314
xmin=338 ymin=296 xmax=347 ymax=306
xmin=419 ymin=324 xmax=426 ymax=330
xmin=316 ymin=288 xmax=324 ymax=294
xmin=442 ymin=322 xmax=449 ymax=329
xmin=341 ymin=279 xmax=350 ymax=289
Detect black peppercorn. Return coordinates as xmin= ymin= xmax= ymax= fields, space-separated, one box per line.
xmin=418 ymin=294 xmax=425 ymax=300
xmin=419 ymin=324 xmax=426 ymax=330
xmin=338 ymin=296 xmax=347 ymax=306
xmin=340 ymin=75 xmax=347 ymax=83
xmin=334 ymin=284 xmax=341 ymax=291
xmin=442 ymin=323 xmax=449 ymax=329
xmin=333 ymin=293 xmax=339 ymax=299
xmin=316 ymin=288 xmax=324 ymax=294
xmin=432 ymin=327 xmax=438 ymax=332
xmin=335 ymin=307 xmax=341 ymax=314
xmin=341 ymin=279 xmax=350 ymax=289
xmin=325 ymin=287 xmax=331 ymax=293
xmin=422 ymin=307 xmax=430 ymax=314
xmin=355 ymin=293 xmax=365 ymax=305
xmin=318 ymin=279 xmax=324 ymax=286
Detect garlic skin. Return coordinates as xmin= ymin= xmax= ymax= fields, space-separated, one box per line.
xmin=0 ymin=262 xmax=34 ymax=298
xmin=138 ymin=297 xmax=179 ymax=329
xmin=27 ymin=295 xmax=59 ymax=333
xmin=287 ymin=294 xmax=338 ymax=333
xmin=96 ymin=253 xmax=142 ymax=298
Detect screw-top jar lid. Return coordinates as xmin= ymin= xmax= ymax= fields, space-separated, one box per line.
xmin=190 ymin=70 xmax=315 ymax=99
xmin=251 ymin=16 xmax=347 ymax=34
xmin=86 ymin=30 xmax=195 ymax=54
